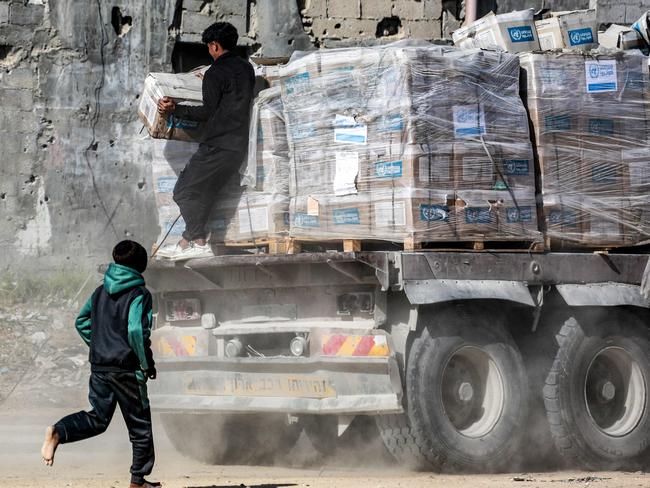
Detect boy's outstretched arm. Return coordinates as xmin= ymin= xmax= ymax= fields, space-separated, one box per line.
xmin=127 ymin=290 xmax=155 ymax=375
xmin=74 ymin=297 xmax=92 ymax=347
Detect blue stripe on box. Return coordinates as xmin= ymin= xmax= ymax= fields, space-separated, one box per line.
xmin=588 ymin=82 xmax=616 ymax=92
xmin=335 ymin=133 xmax=367 ymax=144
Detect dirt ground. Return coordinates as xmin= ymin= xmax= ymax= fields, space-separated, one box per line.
xmin=0 ymin=408 xmax=647 ymax=488
xmin=1 ymin=302 xmax=648 ymax=488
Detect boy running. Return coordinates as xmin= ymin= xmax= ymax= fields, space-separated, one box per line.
xmin=41 ymin=240 xmax=160 ymax=488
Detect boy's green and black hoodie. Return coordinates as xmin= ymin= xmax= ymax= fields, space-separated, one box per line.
xmin=75 ymin=263 xmax=155 ymax=376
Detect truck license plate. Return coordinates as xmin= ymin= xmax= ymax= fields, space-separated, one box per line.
xmin=184 ymin=372 xmax=336 ymax=398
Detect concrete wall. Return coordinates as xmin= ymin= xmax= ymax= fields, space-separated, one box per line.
xmin=0 ymin=0 xmax=639 ymax=273
xmin=0 ymin=0 xmax=176 ymax=272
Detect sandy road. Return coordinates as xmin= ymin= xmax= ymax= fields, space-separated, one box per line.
xmin=0 ymin=408 xmax=648 ymax=488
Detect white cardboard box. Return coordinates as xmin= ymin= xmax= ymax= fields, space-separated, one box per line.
xmin=535 ymin=10 xmax=598 ymax=51
xmin=452 ymin=10 xmax=540 ymax=53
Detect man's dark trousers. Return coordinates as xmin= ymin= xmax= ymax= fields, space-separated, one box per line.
xmin=173 ymin=145 xmax=244 ymax=242
xmin=53 ymin=371 xmax=154 ymax=485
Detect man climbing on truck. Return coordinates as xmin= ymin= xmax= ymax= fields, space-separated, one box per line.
xmin=40 ymin=240 xmax=160 ymax=488
xmin=156 ymin=21 xmax=256 ymax=260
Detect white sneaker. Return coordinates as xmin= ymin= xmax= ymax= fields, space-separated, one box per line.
xmin=163 ymin=243 xmax=214 ymax=261
xmin=153 ymin=244 xmax=181 ymax=259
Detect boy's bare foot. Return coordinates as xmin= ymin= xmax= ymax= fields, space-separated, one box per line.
xmin=193 ymin=238 xmax=206 ymax=246
xmin=178 ymin=238 xmax=191 ymax=250
xmin=41 ymin=425 xmax=60 ymax=466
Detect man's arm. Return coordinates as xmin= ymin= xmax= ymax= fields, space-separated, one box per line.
xmin=127 ymin=290 xmax=155 ymax=376
xmin=165 ymin=71 xmax=224 ymax=122
xmin=74 ymin=297 xmax=92 ymax=347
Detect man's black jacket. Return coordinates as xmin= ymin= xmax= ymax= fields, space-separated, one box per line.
xmin=174 ymin=51 xmax=256 ymax=153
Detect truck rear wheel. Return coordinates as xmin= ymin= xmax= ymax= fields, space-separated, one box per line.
xmin=160 ymin=413 xmax=301 ymax=465
xmin=544 ymin=311 xmax=650 ymax=470
xmin=378 ymin=305 xmax=529 ymax=472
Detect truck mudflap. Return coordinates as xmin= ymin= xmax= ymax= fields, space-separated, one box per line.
xmin=149 ymin=356 xmax=403 ymax=415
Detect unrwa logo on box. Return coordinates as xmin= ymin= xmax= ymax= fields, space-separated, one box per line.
xmin=506 ymin=206 xmax=532 ymax=223
xmin=375 ymin=161 xmax=403 ymax=178
xmin=568 ymin=28 xmax=593 ymax=46
xmin=293 ymin=213 xmax=319 ymax=228
xmin=508 ymin=26 xmax=534 ymax=43
xmin=420 ymin=204 xmax=449 ymax=222
xmin=332 ymin=208 xmax=361 ymax=225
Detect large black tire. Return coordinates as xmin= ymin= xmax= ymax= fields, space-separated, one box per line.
xmin=544 ymin=309 xmax=650 ymax=470
xmin=377 ymin=305 xmax=529 ymax=472
xmin=161 ymin=413 xmax=301 ymax=465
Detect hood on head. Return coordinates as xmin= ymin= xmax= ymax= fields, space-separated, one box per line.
xmin=103 ymin=263 xmax=145 ymax=295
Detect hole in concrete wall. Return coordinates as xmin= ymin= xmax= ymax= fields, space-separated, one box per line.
xmin=288 ymin=38 xmax=294 ymax=46
xmin=0 ymin=45 xmax=13 ymax=60
xmin=0 ymin=193 xmax=5 ymax=200
xmin=334 ymin=23 xmax=341 ymax=29
xmin=171 ymin=41 xmax=213 ymax=73
xmin=137 ymin=179 xmax=145 ymax=190
xmin=89 ymin=141 xmax=98 ymax=151
xmin=44 ymin=195 xmax=49 ymax=202
xmin=111 ymin=6 xmax=133 ymax=37
xmin=376 ymin=16 xmax=401 ymax=37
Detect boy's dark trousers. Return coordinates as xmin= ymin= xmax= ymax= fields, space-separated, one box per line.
xmin=173 ymin=145 xmax=244 ymax=242
xmin=53 ymin=371 xmax=154 ymax=485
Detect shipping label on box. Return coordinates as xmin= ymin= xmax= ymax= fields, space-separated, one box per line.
xmin=624 ymin=147 xmax=650 ymax=193
xmin=453 ymin=104 xmax=487 ymax=138
xmin=507 ymin=25 xmax=536 ymax=44
xmin=374 ymin=200 xmax=407 ymax=228
xmin=333 ymin=114 xmax=368 ymax=145
xmin=333 ymin=151 xmax=360 ymax=196
xmin=585 ymin=60 xmax=617 ymax=93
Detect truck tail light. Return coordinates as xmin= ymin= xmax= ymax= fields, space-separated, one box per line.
xmin=320 ymin=334 xmax=389 ymax=357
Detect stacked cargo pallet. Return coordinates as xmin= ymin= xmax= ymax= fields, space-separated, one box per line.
xmin=278 ymin=45 xmax=541 ymax=250
xmin=520 ymin=51 xmax=650 ymax=248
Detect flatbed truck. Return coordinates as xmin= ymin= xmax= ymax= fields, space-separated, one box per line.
xmin=146 ymin=249 xmax=650 ymax=471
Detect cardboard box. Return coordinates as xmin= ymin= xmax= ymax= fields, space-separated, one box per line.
xmin=371 ymin=188 xmax=456 ymax=242
xmin=535 ymin=10 xmax=598 ymax=51
xmin=361 ymin=143 xmax=454 ymax=191
xmin=498 ymin=188 xmax=539 ymax=239
xmin=452 ymin=10 xmax=540 ymax=53
xmin=323 ymin=194 xmax=372 ymax=239
xmin=600 ymin=24 xmax=645 ymax=50
xmin=624 ymin=146 xmax=650 ymax=198
xmin=289 ymin=194 xmax=372 ymax=240
xmin=150 ymin=140 xmax=197 ymax=207
xmin=453 ymin=142 xmax=496 ymax=190
xmin=542 ymin=194 xmax=583 ymax=242
xmin=289 ymin=196 xmax=326 ymax=239
xmin=138 ymin=70 xmax=207 ymax=142
xmin=455 ymin=190 xmax=502 ymax=239
xmin=498 ymin=142 xmax=535 ymax=189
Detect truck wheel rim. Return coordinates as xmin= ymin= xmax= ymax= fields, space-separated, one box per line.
xmin=584 ymin=346 xmax=646 ymax=437
xmin=441 ymin=346 xmax=505 ymax=438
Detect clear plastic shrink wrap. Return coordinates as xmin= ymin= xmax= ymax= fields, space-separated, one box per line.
xmin=279 ymin=44 xmax=540 ymax=243
xmin=520 ymin=51 xmax=650 ymax=247
xmin=206 ymin=86 xmax=290 ymax=243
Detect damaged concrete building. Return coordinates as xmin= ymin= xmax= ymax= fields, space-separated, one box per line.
xmin=0 ymin=0 xmax=596 ymax=270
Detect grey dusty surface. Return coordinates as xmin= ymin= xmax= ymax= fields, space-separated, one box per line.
xmin=0 ymin=409 xmax=648 ymax=488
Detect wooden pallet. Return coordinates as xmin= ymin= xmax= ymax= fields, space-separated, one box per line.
xmin=211 ymin=236 xmax=547 ymax=255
